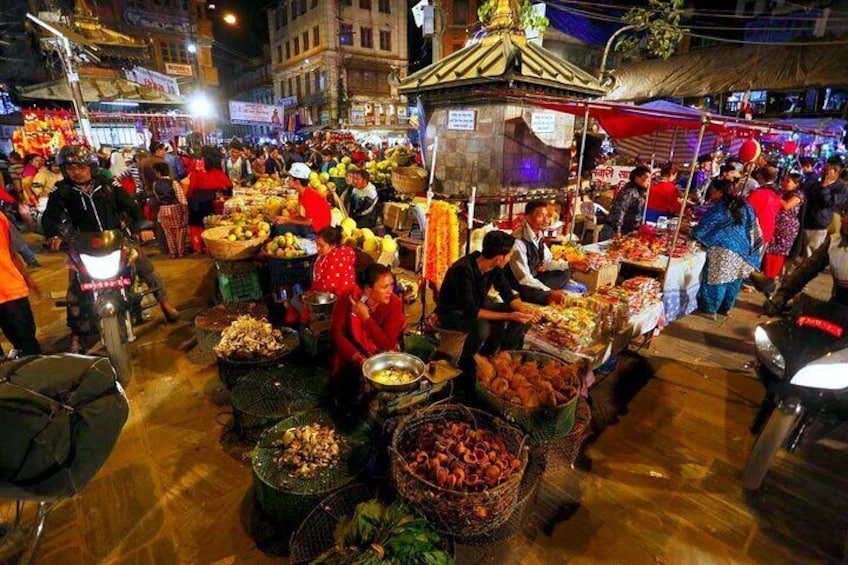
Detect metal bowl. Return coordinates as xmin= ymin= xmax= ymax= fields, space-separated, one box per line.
xmin=362 ymin=352 xmax=426 ymax=392
xmin=302 ymin=291 xmax=337 ymax=321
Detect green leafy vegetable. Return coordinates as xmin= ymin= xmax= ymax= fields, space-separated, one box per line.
xmin=311 ymin=500 xmax=454 ymax=565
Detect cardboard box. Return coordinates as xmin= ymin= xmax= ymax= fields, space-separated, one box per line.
xmin=383 ymin=202 xmax=414 ymax=231
xmin=397 ymin=237 xmax=424 ymax=272
xmin=570 ymin=263 xmax=619 ymax=291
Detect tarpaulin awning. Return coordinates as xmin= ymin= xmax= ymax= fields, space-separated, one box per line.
xmin=17 ymin=77 xmax=184 ymax=106
xmin=606 ymin=43 xmax=848 ymax=102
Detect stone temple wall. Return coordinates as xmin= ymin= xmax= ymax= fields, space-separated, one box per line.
xmin=424 ymin=103 xmax=575 ymax=197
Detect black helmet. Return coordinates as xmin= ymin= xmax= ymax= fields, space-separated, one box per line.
xmin=57 ymin=145 xmax=99 ymax=178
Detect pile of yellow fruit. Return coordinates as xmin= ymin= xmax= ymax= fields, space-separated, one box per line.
xmin=363 ymin=158 xmax=399 ymax=185
xmin=262 ymin=194 xmax=300 ymax=219
xmin=338 ymin=217 xmax=398 ymax=256
xmin=308 ymin=171 xmax=335 ymax=198
xmin=265 ymin=232 xmax=309 ymax=259
xmin=327 ymin=156 xmax=352 ymax=178
xmin=225 ymin=220 xmax=271 ymax=242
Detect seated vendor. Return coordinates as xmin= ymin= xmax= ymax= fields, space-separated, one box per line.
xmin=313 ymin=226 xmax=358 ymax=296
xmin=645 ymin=161 xmax=683 ymax=223
xmin=507 ymin=200 xmax=570 ymax=305
xmin=436 ymin=231 xmax=540 ymax=374
xmin=330 ymin=264 xmax=406 ymax=402
xmin=276 ymin=162 xmax=331 ymax=234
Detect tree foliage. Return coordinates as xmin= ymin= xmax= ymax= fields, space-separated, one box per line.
xmin=614 ymin=0 xmax=686 ymax=60
xmin=477 ymin=0 xmax=550 ymax=34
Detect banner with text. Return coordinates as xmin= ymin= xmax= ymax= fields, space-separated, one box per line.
xmin=228 ymin=101 xmax=285 ymax=126
xmin=591 ymin=165 xmax=634 ymax=190
xmin=125 ymin=67 xmax=180 ymax=97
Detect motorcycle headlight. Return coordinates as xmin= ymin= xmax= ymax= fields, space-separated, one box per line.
xmin=754 ymin=326 xmax=785 ymax=377
xmin=80 ymin=250 xmax=122 ymax=280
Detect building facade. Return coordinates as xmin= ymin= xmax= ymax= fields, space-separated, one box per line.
xmin=226 ymin=51 xmax=276 ymax=140
xmin=441 ymin=0 xmax=480 ymax=56
xmin=95 ymin=0 xmax=220 ymax=93
xmin=267 ymin=0 xmax=408 ymax=130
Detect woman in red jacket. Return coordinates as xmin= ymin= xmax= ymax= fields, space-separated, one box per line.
xmin=330 ymin=263 xmax=406 ymax=403
xmin=646 ymin=161 xmax=683 ymax=223
xmin=186 ymin=146 xmax=233 ymax=252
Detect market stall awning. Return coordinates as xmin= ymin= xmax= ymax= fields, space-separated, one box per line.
xmin=606 ymin=43 xmax=848 ymax=102
xmin=16 ymin=77 xmax=184 ymax=106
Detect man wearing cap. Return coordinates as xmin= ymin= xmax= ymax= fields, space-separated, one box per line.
xmin=280 ymin=162 xmax=331 ymax=233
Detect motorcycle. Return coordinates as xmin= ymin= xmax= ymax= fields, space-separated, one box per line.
xmin=742 ymin=280 xmax=848 ymax=490
xmin=58 ymin=229 xmax=158 ymax=385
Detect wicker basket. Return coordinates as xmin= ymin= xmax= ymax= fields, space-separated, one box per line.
xmin=391 ymin=166 xmax=427 ymax=195
xmin=475 ymin=350 xmax=587 ymax=443
xmin=251 ymin=409 xmax=372 ymax=534
xmin=390 ymin=403 xmax=528 ymax=541
xmin=536 ymin=398 xmax=592 ymax=470
xmin=215 ymin=327 xmax=300 ymax=390
xmin=202 ymin=225 xmax=268 ymax=261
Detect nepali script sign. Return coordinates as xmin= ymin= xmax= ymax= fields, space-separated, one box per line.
xmin=125 ymin=67 xmax=180 ymax=97
xmin=228 ymin=101 xmax=285 ymax=127
xmin=591 ymin=165 xmax=634 ymax=190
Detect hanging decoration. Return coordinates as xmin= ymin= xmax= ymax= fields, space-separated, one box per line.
xmin=12 ymin=109 xmax=82 ymax=157
xmin=738 ymin=138 xmax=762 ymax=163
xmin=424 ymin=200 xmax=460 ymax=289
xmin=782 ymin=140 xmax=798 ymax=155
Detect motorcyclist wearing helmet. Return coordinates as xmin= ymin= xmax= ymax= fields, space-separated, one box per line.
xmin=766 ymin=207 xmax=848 ymax=311
xmin=42 ymin=145 xmax=179 ymax=353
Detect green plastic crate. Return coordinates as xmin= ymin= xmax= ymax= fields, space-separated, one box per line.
xmin=218 ymin=270 xmax=262 ymax=303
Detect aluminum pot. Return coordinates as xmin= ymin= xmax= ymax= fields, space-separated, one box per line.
xmin=362 ymin=352 xmax=426 ymax=392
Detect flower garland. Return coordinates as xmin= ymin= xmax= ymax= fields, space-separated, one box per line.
xmin=425 ymin=201 xmax=460 ymax=289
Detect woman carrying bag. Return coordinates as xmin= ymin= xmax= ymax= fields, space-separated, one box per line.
xmin=151 ymin=162 xmax=188 ymax=258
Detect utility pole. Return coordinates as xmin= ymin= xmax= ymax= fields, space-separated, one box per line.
xmin=26 ymin=12 xmax=96 ymax=147
xmin=432 ymin=0 xmax=443 ymax=63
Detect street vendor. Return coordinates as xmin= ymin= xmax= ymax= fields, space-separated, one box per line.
xmin=348 ymin=169 xmax=379 ymax=229
xmin=436 ymin=230 xmax=540 ymax=375
xmin=277 ymin=162 xmax=331 ymax=233
xmin=645 ymin=161 xmax=683 ymax=223
xmin=507 ymin=200 xmax=570 ymax=305
xmin=330 ymin=263 xmax=405 ymax=403
xmin=600 ymin=165 xmax=651 ymax=239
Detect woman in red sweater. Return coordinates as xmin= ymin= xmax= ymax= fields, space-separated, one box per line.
xmin=330 ymin=263 xmax=406 ymax=403
xmin=185 ymin=146 xmax=232 ymax=252
xmin=646 ymin=161 xmax=683 ymax=223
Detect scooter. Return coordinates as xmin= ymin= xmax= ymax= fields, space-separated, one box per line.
xmin=742 ymin=280 xmax=848 ymax=490
xmin=59 ymin=229 xmax=158 ymax=385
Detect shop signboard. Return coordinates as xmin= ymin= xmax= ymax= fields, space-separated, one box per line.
xmin=530 ymin=112 xmax=556 ymax=135
xmin=276 ymin=96 xmax=298 ymax=108
xmin=397 ymin=106 xmax=408 ymax=125
xmin=125 ymin=67 xmax=180 ymax=96
xmin=447 ymin=110 xmax=476 ymax=131
xmin=228 ymin=101 xmax=286 ymax=126
xmin=350 ymin=106 xmax=366 ymax=126
xmin=164 ymin=63 xmax=193 ymax=77
xmin=124 ymin=7 xmax=191 ymax=34
xmin=591 ymin=165 xmax=634 ymax=189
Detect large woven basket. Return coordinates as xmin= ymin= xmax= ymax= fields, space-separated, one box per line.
xmin=390 ymin=403 xmax=528 ymax=541
xmin=251 ymin=409 xmax=372 ymax=534
xmin=475 ymin=350 xmax=586 ymax=443
xmin=391 ymin=166 xmax=427 ymax=195
xmin=202 ymin=225 xmax=268 ymax=261
xmin=536 ymin=398 xmax=593 ymax=470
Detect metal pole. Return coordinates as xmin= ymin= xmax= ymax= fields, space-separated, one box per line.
xmin=419 ymin=136 xmax=438 ymax=322
xmin=569 ymin=103 xmax=590 ymax=241
xmin=662 ymin=116 xmax=708 ymax=287
xmin=26 ymin=14 xmax=95 ymax=147
xmin=668 ymin=127 xmax=678 ymax=161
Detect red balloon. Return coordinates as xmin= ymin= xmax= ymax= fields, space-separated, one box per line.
xmin=739 ymin=139 xmax=762 ymax=163
xmin=782 ymin=140 xmax=798 ymax=155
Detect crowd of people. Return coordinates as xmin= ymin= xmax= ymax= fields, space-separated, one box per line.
xmin=603 ymin=151 xmax=848 ymax=319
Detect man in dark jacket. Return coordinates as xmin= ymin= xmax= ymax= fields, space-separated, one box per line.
xmin=802 ymin=157 xmax=847 ymax=257
xmin=42 ymin=145 xmax=178 ymax=352
xmin=601 ymin=165 xmax=651 ymax=239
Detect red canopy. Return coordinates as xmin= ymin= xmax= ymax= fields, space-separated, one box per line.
xmin=491 ymin=92 xmax=838 ymax=140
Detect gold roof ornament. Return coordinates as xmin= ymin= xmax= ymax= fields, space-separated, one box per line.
xmin=399 ymin=0 xmax=606 ymax=98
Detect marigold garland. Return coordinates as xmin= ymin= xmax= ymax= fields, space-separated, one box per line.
xmin=424 ymin=201 xmax=460 ymax=289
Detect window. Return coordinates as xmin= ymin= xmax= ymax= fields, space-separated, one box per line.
xmin=303 ymin=31 xmax=309 ymax=51
xmin=305 ymin=72 xmax=312 ymax=96
xmin=296 ymin=75 xmax=302 ymax=99
xmin=360 ymin=26 xmax=373 ymax=48
xmin=379 ymin=30 xmax=391 ymax=51
xmin=378 ymin=0 xmax=390 ymax=13
xmin=291 ymin=1 xmax=298 ymax=20
xmin=287 ymin=77 xmax=293 ymax=96
xmin=281 ymin=2 xmax=288 ymax=26
xmin=286 ymin=41 xmax=291 ymax=59
xmin=276 ymin=44 xmax=282 ymax=62
xmin=360 ymin=0 xmax=371 ymax=9
xmin=453 ymin=0 xmax=468 ymax=24
xmin=294 ymin=37 xmax=300 ymax=55
xmin=315 ymin=70 xmax=322 ymax=92
xmin=313 ymin=26 xmax=320 ymax=48
xmin=300 ymin=0 xmax=307 ymax=15
xmin=161 ymin=42 xmax=189 ymax=64
xmin=340 ymin=23 xmax=353 ymax=45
